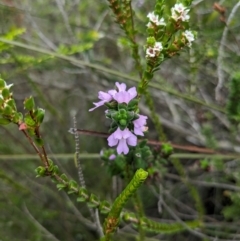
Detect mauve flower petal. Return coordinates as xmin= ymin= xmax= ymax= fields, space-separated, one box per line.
xmin=133 ymin=114 xmax=148 ymax=127
xmin=98 ymin=91 xmax=112 ymax=101
xmin=117 ymin=139 xmax=129 ymax=154
xmin=134 ymin=127 xmax=144 ymax=136
xmin=89 ymin=100 xmax=107 ymax=111
xmin=128 ymin=87 xmax=137 ymax=98
xmin=126 ymin=133 xmax=137 ymax=146
xmin=108 ymin=89 xmax=117 ymax=96
xmin=116 ymin=82 xmax=126 ymax=92
xmin=107 ymin=133 xmax=118 ymax=146
xmin=122 ymin=128 xmax=131 ymax=139
xmin=113 ymin=127 xmax=123 ymax=139
xmin=114 ymin=92 xmax=132 ymax=104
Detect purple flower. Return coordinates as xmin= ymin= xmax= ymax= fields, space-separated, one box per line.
xmin=89 ymin=91 xmax=113 ymax=111
xmin=107 ymin=127 xmax=137 ymax=155
xmin=113 ymin=88 xmax=137 ymax=104
xmin=115 ymin=82 xmax=127 ymax=91
xmin=133 ymin=114 xmax=148 ymax=136
xmin=89 ymin=82 xmax=137 ymax=111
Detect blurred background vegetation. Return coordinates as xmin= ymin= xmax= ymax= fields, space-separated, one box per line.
xmin=1 ymin=0 xmax=240 ymax=240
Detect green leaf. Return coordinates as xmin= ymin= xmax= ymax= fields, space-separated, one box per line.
xmin=60 ymin=173 xmax=68 ymax=182
xmin=3 ymin=105 xmax=13 ymax=115
xmin=68 ymin=180 xmax=78 ymax=190
xmin=2 ymin=88 xmax=10 ymax=99
xmin=161 ymin=143 xmax=173 ymax=156
xmin=77 ymin=187 xmax=89 ymax=202
xmin=0 ymin=118 xmax=11 ymax=125
xmin=12 ymin=112 xmax=23 ymax=123
xmin=6 ymin=99 xmax=17 ymax=111
xmin=24 ymin=96 xmax=35 ymax=111
xmin=87 ymin=193 xmax=99 ymax=208
xmin=24 ymin=114 xmax=36 ymax=127
xmin=56 ymin=183 xmax=67 ymax=191
xmin=99 ymin=200 xmax=111 ymax=214
xmin=35 ymin=166 xmax=46 ymax=177
xmin=35 ymin=108 xmax=45 ymax=124
xmin=0 ymin=78 xmax=6 ymax=89
xmin=34 ymin=137 xmax=44 ymax=147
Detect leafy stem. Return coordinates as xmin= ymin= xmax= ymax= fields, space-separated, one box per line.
xmin=103 ymin=168 xmax=148 ymax=240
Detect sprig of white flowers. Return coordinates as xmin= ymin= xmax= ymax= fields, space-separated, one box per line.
xmin=145 ymin=2 xmax=196 ymax=58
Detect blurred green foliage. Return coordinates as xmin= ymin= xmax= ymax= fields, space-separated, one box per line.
xmin=0 ymin=0 xmax=240 ymax=240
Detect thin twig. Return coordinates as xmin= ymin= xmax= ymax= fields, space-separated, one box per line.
xmin=69 ymin=128 xmax=216 ymax=154
xmin=95 ymin=208 xmax=104 ymax=237
xmin=216 ymin=1 xmax=240 ymax=101
xmin=23 ymin=203 xmax=61 ymax=241
xmin=165 ymin=172 xmax=240 ymax=192
xmin=24 ymin=0 xmax=57 ymax=50
xmin=54 ymin=0 xmax=74 ymax=38
xmin=21 ymin=129 xmax=46 ymax=166
xmin=161 ymin=197 xmax=234 ymax=241
xmin=64 ymin=193 xmax=96 ymax=230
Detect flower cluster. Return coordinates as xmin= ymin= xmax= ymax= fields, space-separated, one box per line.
xmin=89 ymin=82 xmax=148 ymax=155
xmin=147 ymin=12 xmax=166 ymax=28
xmin=171 ymin=3 xmax=190 ymax=22
xmin=146 ymin=41 xmax=163 ymax=58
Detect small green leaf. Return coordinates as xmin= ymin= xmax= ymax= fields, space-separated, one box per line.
xmin=68 ymin=180 xmax=78 ymax=190
xmin=87 ymin=193 xmax=99 ymax=208
xmin=0 ymin=97 xmax=4 ymax=106
xmin=35 ymin=166 xmax=46 ymax=177
xmin=0 ymin=78 xmax=5 ymax=89
xmin=60 ymin=173 xmax=68 ymax=182
xmin=6 ymin=99 xmax=17 ymax=111
xmin=35 ymin=108 xmax=45 ymax=123
xmin=77 ymin=187 xmax=89 ymax=202
xmin=24 ymin=114 xmax=36 ymax=127
xmin=2 ymin=88 xmax=10 ymax=99
xmin=52 ymin=165 xmax=59 ymax=175
xmin=127 ymin=99 xmax=139 ymax=110
xmin=35 ymin=137 xmax=44 ymax=147
xmin=12 ymin=112 xmax=23 ymax=123
xmin=24 ymin=96 xmax=35 ymax=111
xmin=99 ymin=200 xmax=111 ymax=214
xmin=161 ymin=143 xmax=173 ymax=156
xmin=0 ymin=118 xmax=11 ymax=125
xmin=56 ymin=183 xmax=67 ymax=191
xmin=3 ymin=105 xmax=13 ymax=115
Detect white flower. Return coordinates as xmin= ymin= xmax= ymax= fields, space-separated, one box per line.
xmin=157 ymin=17 xmax=166 ymax=26
xmin=181 ymin=10 xmax=190 ymax=21
xmin=153 ymin=42 xmax=163 ymax=52
xmin=147 ymin=22 xmax=154 ymax=28
xmin=146 ymin=41 xmax=163 ymax=58
xmin=183 ymin=30 xmax=195 ymax=47
xmin=171 ymin=3 xmax=190 ymax=22
xmin=172 ymin=3 xmax=186 ymax=13
xmin=146 ymin=47 xmax=156 ymax=58
xmin=147 ymin=12 xmax=166 ymax=27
